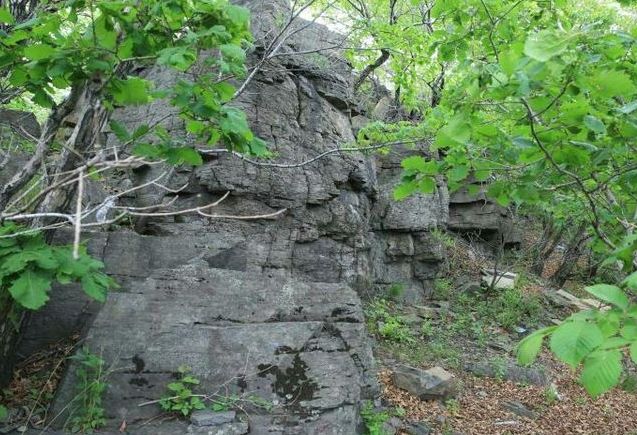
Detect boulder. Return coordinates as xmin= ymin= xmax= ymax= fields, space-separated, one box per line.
xmin=402 ymin=421 xmax=432 ymax=435
xmin=503 ymin=400 xmax=539 ymax=420
xmin=190 ymin=411 xmax=237 ymax=427
xmin=189 ymin=421 xmax=249 ymax=434
xmin=464 ymin=361 xmax=550 ymax=386
xmin=481 ymin=270 xmax=517 ymax=290
xmin=391 ymin=365 xmax=458 ymax=400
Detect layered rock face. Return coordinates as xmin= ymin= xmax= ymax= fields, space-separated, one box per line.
xmin=18 ymin=1 xmax=458 ymax=433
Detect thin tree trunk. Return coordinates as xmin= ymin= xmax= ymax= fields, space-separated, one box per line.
xmin=353 ymin=49 xmax=390 ymax=91
xmin=0 ymin=86 xmax=82 ymax=213
xmin=530 ymin=216 xmax=567 ymax=276
xmin=549 ymin=222 xmax=589 ymax=287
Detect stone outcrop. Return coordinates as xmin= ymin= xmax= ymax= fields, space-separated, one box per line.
xmin=448 ymin=183 xmax=520 ymax=247
xmin=50 ymin=266 xmax=375 ymax=433
xmin=391 ymin=365 xmax=458 ymax=401
xmin=11 ymin=1 xmax=513 ymax=433
xmin=15 ymin=1 xmax=448 ymax=432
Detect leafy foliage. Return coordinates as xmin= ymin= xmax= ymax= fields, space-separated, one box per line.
xmin=315 ymin=0 xmax=637 ymax=397
xmin=517 ymin=277 xmax=637 ymax=397
xmin=0 ymin=0 xmax=265 ymax=316
xmin=0 ymin=0 xmax=265 ymax=158
xmin=67 ymin=348 xmax=107 ymax=433
xmin=159 ymin=366 xmax=206 ymax=417
xmin=360 ymin=401 xmax=390 ymax=435
xmin=0 ymin=223 xmax=116 ymax=310
xmin=158 ymin=365 xmax=272 ymax=417
xmin=365 ymin=299 xmax=415 ymax=343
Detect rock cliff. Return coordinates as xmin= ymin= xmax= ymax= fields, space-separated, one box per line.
xmin=11 ymin=1 xmax=511 ymax=433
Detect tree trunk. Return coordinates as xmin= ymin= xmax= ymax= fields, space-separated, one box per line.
xmin=0 ymin=296 xmax=27 ymax=386
xmin=549 ymin=222 xmax=589 ymax=287
xmin=0 ymin=82 xmax=106 ymax=386
xmin=353 ymin=49 xmax=390 ymax=91
xmin=530 ymin=215 xmax=566 ymax=276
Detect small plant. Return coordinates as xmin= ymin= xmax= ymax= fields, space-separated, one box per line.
xmin=575 ymin=395 xmax=588 ymax=406
xmin=387 ymin=282 xmax=405 ymax=300
xmin=420 ymin=319 xmax=434 ymax=337
xmin=621 ymin=374 xmax=637 ymax=394
xmin=365 ymin=299 xmax=415 ymax=343
xmin=431 ymin=228 xmax=455 ymax=249
xmin=67 ymin=348 xmax=107 ymax=433
xmin=470 ymin=322 xmax=488 ymax=347
xmin=360 ymin=401 xmax=390 ymax=435
xmin=444 ymin=398 xmax=461 ymax=416
xmin=491 ymin=357 xmax=508 ymax=381
xmin=378 ymin=316 xmax=415 ymax=343
xmin=543 ymin=385 xmax=559 ymax=406
xmin=159 ymin=366 xmax=206 ymax=417
xmin=433 ymin=278 xmax=453 ymax=300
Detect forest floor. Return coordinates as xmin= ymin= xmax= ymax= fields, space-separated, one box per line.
xmin=370 ymin=229 xmax=637 ymax=435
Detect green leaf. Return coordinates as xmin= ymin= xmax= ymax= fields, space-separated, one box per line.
xmin=524 ymin=30 xmax=571 ymax=62
xmin=598 ymin=337 xmax=630 ymax=350
xmin=401 ymin=156 xmax=428 ymax=172
xmin=585 ymin=284 xmax=629 ymax=310
xmin=580 ymin=349 xmax=622 ymax=398
xmin=393 ymin=180 xmax=418 ymax=201
xmin=157 ymin=46 xmax=196 ymax=71
xmin=517 ymin=331 xmax=544 ymax=366
xmin=225 ymin=4 xmax=250 ymax=26
xmin=618 ymin=101 xmax=637 ymax=115
xmin=631 ymin=342 xmax=637 ymax=364
xmin=622 ymin=271 xmax=637 ymax=290
xmin=0 ymin=404 xmax=7 ymax=422
xmin=80 ymin=274 xmax=109 ymax=302
xmin=23 ymin=43 xmax=55 ymax=60
xmin=583 ymin=115 xmax=606 ymax=135
xmin=111 ymin=77 xmax=152 ymax=105
xmin=597 ymin=311 xmax=620 ymax=337
xmin=435 ymin=115 xmax=471 ymax=147
xmin=0 ymin=7 xmax=14 ymax=24
xmin=132 ymin=125 xmax=151 ymax=140
xmin=589 ymin=70 xmax=636 ymax=98
xmin=165 ymin=147 xmax=203 ymax=166
xmin=418 ymin=177 xmax=436 ymax=194
xmin=621 ymin=321 xmax=637 ymax=340
xmin=8 ymin=268 xmax=52 ymax=310
xmin=549 ymin=320 xmax=604 ymax=368
xmin=448 ymin=165 xmax=469 ymax=182
xmin=220 ymin=44 xmax=245 ymax=62
xmin=109 ymin=120 xmax=130 ymax=142
xmin=32 ymin=90 xmax=56 ymax=108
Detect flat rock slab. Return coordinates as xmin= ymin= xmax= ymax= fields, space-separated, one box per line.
xmin=50 ymin=266 xmax=375 ymax=434
xmin=391 ymin=365 xmax=457 ymax=400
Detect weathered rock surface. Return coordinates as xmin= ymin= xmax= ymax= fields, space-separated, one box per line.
xmin=11 ymin=0 xmax=517 ymax=433
xmin=402 ymin=421 xmax=432 ymax=435
xmin=0 ymin=109 xmax=41 ymax=139
xmin=481 ymin=270 xmax=518 ymax=290
xmin=391 ymin=365 xmax=458 ymax=400
xmin=20 ymin=0 xmax=452 ymax=362
xmin=503 ymin=400 xmax=539 ymax=420
xmin=448 ymin=183 xmax=520 ymax=247
xmin=464 ymin=361 xmax=550 ymax=386
xmin=49 ymin=266 xmax=375 ymax=433
xmin=191 ymin=411 xmax=237 ymax=427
